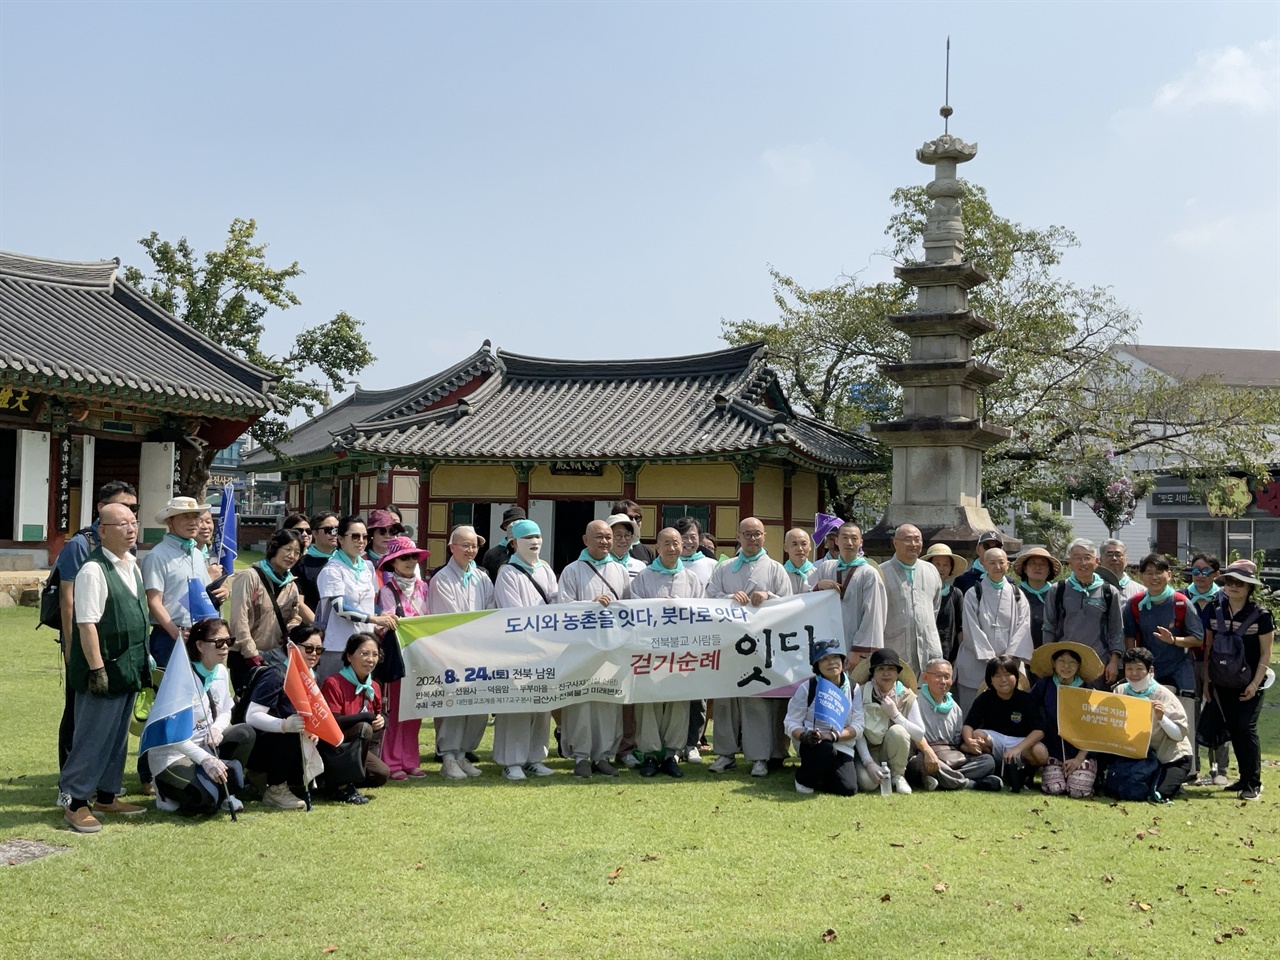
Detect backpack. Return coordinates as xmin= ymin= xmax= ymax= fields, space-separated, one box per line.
xmin=1052 ymin=579 xmax=1115 ymax=632
xmin=1207 ymin=600 xmax=1262 ymax=690
xmin=231 ymin=663 xmax=278 ymax=726
xmin=1102 ymin=753 xmax=1162 ymax=802
xmin=38 ymin=526 xmax=97 ymax=632
xmin=1127 ymin=593 xmax=1187 ymax=637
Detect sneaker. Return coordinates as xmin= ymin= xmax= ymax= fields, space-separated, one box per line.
xmin=795 ymin=778 xmax=815 ymax=794
xmin=503 ymin=765 xmax=527 ymax=781
xmin=660 ymin=756 xmax=684 ymax=779
xmin=750 ymin=760 xmax=769 ymax=777
xmin=224 ymin=795 xmax=245 ymax=813
xmin=1239 ymin=785 xmax=1263 ymax=801
xmin=335 ymin=785 xmax=369 ymax=805
xmin=639 ymin=756 xmax=659 ymax=778
xmin=92 ymin=798 xmax=146 ymax=816
xmin=619 ymin=752 xmax=641 ymax=769
xmin=921 ymin=774 xmax=938 ymax=792
xmin=155 ymin=795 xmax=181 ymax=812
xmin=684 ymin=746 xmax=703 ymax=764
xmin=55 ymin=791 xmax=72 ymax=810
xmin=1222 ymin=780 xmax=1243 ymax=792
xmin=893 ymin=776 xmax=913 ymax=795
xmin=1212 ymin=774 xmax=1231 ymax=787
xmin=262 ymin=784 xmax=306 ymax=810
xmin=525 ymin=762 xmax=554 ymax=777
xmin=440 ymin=757 xmax=468 ymax=780
xmin=708 ymin=755 xmax=736 ymax=773
xmin=593 ymin=758 xmax=620 ymax=777
xmin=64 ymin=807 xmax=102 ymax=834
xmin=457 ymin=758 xmax=482 ymax=778
xmin=975 ymin=775 xmax=1004 ymax=792
xmin=1193 ymin=773 xmax=1216 ymax=787
xmin=573 ymin=759 xmax=593 ymax=778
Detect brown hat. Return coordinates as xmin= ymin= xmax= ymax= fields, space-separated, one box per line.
xmin=1030 ymin=641 xmax=1105 ymax=684
xmin=1012 ymin=546 xmax=1062 ymax=581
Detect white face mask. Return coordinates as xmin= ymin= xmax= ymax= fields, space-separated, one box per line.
xmin=515 ymin=536 xmax=543 ymax=564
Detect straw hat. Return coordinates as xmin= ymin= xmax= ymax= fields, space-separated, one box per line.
xmin=154 ymin=496 xmax=211 ymax=523
xmin=922 ymin=542 xmax=958 ymax=577
xmin=850 ymin=648 xmax=918 ymax=691
xmin=1012 ymin=546 xmax=1062 ymax=581
xmin=1030 ymin=641 xmax=1106 ymax=684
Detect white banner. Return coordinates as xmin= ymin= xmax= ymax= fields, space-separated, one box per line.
xmin=397 ymin=591 xmax=842 ymax=718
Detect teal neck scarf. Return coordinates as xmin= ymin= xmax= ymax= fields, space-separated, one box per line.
xmin=940 ymin=581 xmax=952 ymax=597
xmin=892 ymin=557 xmax=915 ymax=583
xmin=455 ymin=559 xmax=478 ymax=588
xmin=578 ymin=548 xmax=620 ymax=569
xmin=340 ymin=664 xmax=375 ymax=701
xmin=1020 ymin=581 xmax=1052 ymax=601
xmin=983 ymin=574 xmax=1007 ymax=591
xmin=334 ymin=549 xmax=366 ymax=576
xmin=256 ymin=559 xmax=293 ymax=587
xmin=1185 ymin=582 xmax=1220 ymax=604
xmin=1116 ymin=573 xmax=1132 ymax=589
xmin=731 ymin=549 xmax=764 ymax=573
xmin=835 ymin=556 xmax=867 ymax=572
xmin=166 ymin=533 xmax=196 ymax=554
xmin=306 ymin=544 xmax=334 ymax=559
xmin=1123 ymin=675 xmax=1156 ymax=699
xmin=1053 ymin=674 xmax=1084 ymax=688
xmin=193 ymin=661 xmax=217 ymax=693
xmin=1138 ymin=585 xmax=1175 ymax=610
xmin=920 ymin=686 xmax=955 ymax=713
xmin=509 ymin=555 xmax=542 ymax=573
xmin=1067 ymin=573 xmax=1103 ymax=595
xmin=199 ymin=544 xmax=211 ymax=562
xmin=784 ymin=558 xmax=814 ymax=578
xmin=648 ymin=556 xmax=683 ymax=575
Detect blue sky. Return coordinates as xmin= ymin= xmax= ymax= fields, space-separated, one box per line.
xmin=2 ymin=1 xmax=1276 ymax=413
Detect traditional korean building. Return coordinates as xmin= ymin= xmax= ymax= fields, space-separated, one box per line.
xmin=0 ymin=251 xmax=280 ymax=564
xmin=244 ymin=340 xmax=876 ymax=569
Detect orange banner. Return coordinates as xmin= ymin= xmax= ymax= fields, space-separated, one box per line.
xmin=1056 ymin=685 xmax=1154 ymax=760
xmin=284 ymin=643 xmax=344 ymax=746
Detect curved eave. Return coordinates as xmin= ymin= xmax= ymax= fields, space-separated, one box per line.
xmin=0 ymin=365 xmax=280 ymax=417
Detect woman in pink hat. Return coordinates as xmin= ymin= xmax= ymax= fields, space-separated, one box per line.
xmin=376 ymin=536 xmax=431 ymax=779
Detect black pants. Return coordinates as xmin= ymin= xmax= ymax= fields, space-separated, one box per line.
xmin=795 ymin=741 xmax=859 ymax=796
xmin=249 ymin=731 xmax=305 ymax=786
xmin=58 ymin=676 xmax=76 ymax=770
xmin=1157 ymin=755 xmax=1194 ymax=800
xmin=1210 ymin=686 xmax=1264 ymax=789
xmin=687 ymin=700 xmax=708 ymax=749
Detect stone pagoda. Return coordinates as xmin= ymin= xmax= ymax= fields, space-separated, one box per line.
xmin=862 ymin=113 xmax=1019 ymax=555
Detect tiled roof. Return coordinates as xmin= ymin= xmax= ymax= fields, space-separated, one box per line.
xmin=318 ymin=342 xmax=876 ymax=472
xmin=1118 ymin=344 xmax=1280 ymax=389
xmin=0 ymin=251 xmax=280 ymax=415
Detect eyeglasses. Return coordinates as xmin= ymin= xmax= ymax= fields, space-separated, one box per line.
xmin=298 ymin=644 xmax=323 ymax=654
xmin=346 ymin=533 xmax=368 ymax=541
xmin=628 ymin=515 xmax=642 ymax=524
xmin=103 ymin=520 xmax=140 ymax=530
xmin=354 ymin=649 xmax=381 ymax=659
xmin=740 ymin=531 xmax=765 ymax=539
xmin=199 ymin=637 xmax=233 ymax=648
xmin=120 ymin=502 xmax=141 ymax=515
xmin=317 ymin=526 xmax=338 ymax=535
xmin=1189 ymin=567 xmax=1215 ymax=577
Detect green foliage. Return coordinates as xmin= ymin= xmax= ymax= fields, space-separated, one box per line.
xmin=122 ymin=218 xmax=375 ymax=493
xmin=1013 ymin=502 xmax=1075 ymax=558
xmin=725 ymin=183 xmax=1280 ymax=518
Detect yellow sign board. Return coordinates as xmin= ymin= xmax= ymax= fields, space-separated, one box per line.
xmin=1056 ymin=685 xmax=1154 ymax=760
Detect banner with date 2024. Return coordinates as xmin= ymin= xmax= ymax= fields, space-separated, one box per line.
xmin=396 ymin=591 xmax=842 ymax=718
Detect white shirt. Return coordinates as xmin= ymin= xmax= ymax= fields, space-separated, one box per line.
xmin=680 ymin=552 xmax=716 ymax=586
xmin=141 ymin=535 xmax=210 ymax=627
xmin=75 ymin=548 xmax=141 ymax=623
xmin=315 ymin=553 xmax=378 ymax=652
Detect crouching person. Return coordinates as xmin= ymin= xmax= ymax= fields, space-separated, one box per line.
xmin=907 ymin=657 xmax=1002 ymax=791
xmin=961 ymin=655 xmax=1048 ymax=792
xmin=319 ymin=634 xmax=391 ymax=804
xmin=853 ymin=648 xmax=924 ymax=795
xmin=784 ymin=639 xmax=864 ymax=795
xmin=1115 ymin=646 xmax=1192 ymax=801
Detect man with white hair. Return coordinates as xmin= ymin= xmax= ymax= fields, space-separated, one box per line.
xmin=1042 ymin=538 xmax=1124 ymax=686
xmin=1100 ymin=538 xmax=1142 ymax=602
xmin=955 ymin=548 xmax=1032 ymax=710
xmin=427 ymin=524 xmax=494 ymax=779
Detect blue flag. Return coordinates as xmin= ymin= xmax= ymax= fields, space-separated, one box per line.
xmin=187 ymin=579 xmax=221 ymax=622
xmin=138 ymin=655 xmax=199 ymax=757
xmin=813 ymin=676 xmax=851 ymax=733
xmin=214 ymin=482 xmax=237 ymax=573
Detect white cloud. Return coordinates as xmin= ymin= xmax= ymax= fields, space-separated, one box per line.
xmin=760 ymin=141 xmax=829 ymax=186
xmin=1154 ymin=41 xmax=1278 ymax=114
xmin=1168 ymin=215 xmax=1236 ymax=250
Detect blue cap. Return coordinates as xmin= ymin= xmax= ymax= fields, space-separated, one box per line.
xmin=810 ymin=638 xmax=842 ymax=665
xmin=509 ymin=519 xmax=541 ymax=540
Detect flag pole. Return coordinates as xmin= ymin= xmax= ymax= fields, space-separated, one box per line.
xmin=187 ymin=655 xmax=237 ymax=822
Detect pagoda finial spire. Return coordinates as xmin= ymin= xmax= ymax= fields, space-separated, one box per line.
xmin=941 ymin=36 xmax=953 ymax=134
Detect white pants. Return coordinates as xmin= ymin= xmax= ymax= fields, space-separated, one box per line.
xmin=492 ymin=712 xmax=550 ymax=767
xmin=636 ymin=701 xmax=690 ymax=757
xmin=437 ymin=714 xmax=488 ymax=757
xmin=561 ymin=702 xmax=622 ymax=763
xmin=712 ymin=697 xmax=785 ymax=762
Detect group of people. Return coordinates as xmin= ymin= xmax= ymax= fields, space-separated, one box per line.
xmin=53 ymin=483 xmax=1273 ymax=833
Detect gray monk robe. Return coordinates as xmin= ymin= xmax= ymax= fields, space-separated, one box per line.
xmin=557 ymin=556 xmax=631 ymax=764
xmin=705 ymin=552 xmax=793 ymax=763
xmin=630 ymin=560 xmax=704 ymax=757
xmin=812 ymin=558 xmax=886 ymax=657
xmin=879 ymin=557 xmax=943 ymax=675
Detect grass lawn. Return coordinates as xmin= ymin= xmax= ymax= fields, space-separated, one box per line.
xmin=1 ymin=604 xmax=1276 ymax=959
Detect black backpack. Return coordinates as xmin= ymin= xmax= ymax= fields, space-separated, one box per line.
xmin=38 ymin=526 xmax=97 ymax=633
xmin=231 ymin=663 xmax=279 ymax=726
xmin=1102 ymin=752 xmax=1162 ymax=802
xmin=1207 ymin=600 xmax=1262 ymax=690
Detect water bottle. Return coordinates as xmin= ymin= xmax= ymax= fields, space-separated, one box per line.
xmin=879 ymin=762 xmax=892 ymax=797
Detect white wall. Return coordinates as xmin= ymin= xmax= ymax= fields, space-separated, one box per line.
xmin=14 ymin=429 xmax=49 ymax=541
xmin=138 ymin=441 xmax=175 ymax=543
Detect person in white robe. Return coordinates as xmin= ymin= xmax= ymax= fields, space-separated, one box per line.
xmin=879 ymin=523 xmax=943 ymax=677
xmin=813 ymin=522 xmax=886 ymax=664
xmin=955 ymin=548 xmax=1032 ymax=710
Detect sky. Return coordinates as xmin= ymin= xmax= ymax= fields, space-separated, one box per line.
xmin=2 ymin=1 xmax=1277 ymax=418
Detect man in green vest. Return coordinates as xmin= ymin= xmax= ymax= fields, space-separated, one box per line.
xmin=58 ymin=501 xmax=150 ymax=834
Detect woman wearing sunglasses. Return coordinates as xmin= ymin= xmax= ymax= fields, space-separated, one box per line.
xmin=296 ymin=511 xmax=339 ymax=613
xmin=242 ymin=624 xmax=324 ymax=811
xmin=147 ymin=618 xmax=257 ymax=815
xmin=314 ymin=516 xmax=399 ymax=684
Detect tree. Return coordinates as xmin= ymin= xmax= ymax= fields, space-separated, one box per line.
xmin=1013 ymin=502 xmax=1075 ymax=558
xmin=123 ymin=218 xmax=375 ymax=496
xmin=723 ymin=183 xmax=1280 ymax=520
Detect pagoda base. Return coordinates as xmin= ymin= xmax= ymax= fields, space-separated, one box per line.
xmin=861 ymin=504 xmax=1022 ymax=559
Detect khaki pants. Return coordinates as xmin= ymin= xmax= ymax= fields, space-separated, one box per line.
xmin=855 ymin=725 xmax=912 ymax=790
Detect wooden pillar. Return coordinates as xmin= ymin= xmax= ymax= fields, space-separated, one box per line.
xmin=416 ymin=462 xmax=432 ymax=550
xmin=516 ymin=462 xmax=531 ymax=511
xmin=622 ymin=462 xmax=638 ymax=503
xmin=782 ymin=465 xmax=794 ymax=532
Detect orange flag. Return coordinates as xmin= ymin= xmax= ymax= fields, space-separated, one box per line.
xmin=284 ymin=642 xmax=343 ymax=746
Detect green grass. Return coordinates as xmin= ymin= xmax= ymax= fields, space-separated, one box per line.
xmin=1 ymin=604 xmax=1276 ymax=959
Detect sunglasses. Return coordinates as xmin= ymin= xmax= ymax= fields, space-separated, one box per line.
xmin=317 ymin=526 xmax=338 ymax=535
xmin=298 ymin=643 xmax=323 ymax=654
xmin=1189 ymin=567 xmax=1215 ymax=576
xmin=199 ymin=637 xmax=234 ymax=648
xmin=347 ymin=533 xmax=368 ymax=541
xmin=293 ymin=527 xmax=312 ymax=535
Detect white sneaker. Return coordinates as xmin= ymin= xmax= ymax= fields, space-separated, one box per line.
xmin=750 ymin=760 xmax=769 ymax=777
xmin=620 ymin=752 xmax=640 ymax=769
xmin=458 ymin=756 xmax=483 ymax=778
xmin=525 ymin=762 xmax=555 ymax=777
xmin=893 ymin=776 xmax=912 ymax=795
xmin=795 ymin=778 xmax=815 ymax=794
xmin=440 ymin=757 xmax=468 ymax=780
xmin=503 ymin=765 xmax=527 ymax=781
xmin=707 ymin=755 xmax=736 ymax=773
xmin=155 ymin=795 xmax=180 ymax=812
xmin=684 ymin=746 xmax=703 ymax=764
xmin=262 ymin=783 xmax=306 ymax=810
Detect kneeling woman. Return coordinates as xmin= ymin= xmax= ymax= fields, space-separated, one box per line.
xmin=784 ymin=639 xmax=865 ymax=795
xmin=1029 ymin=641 xmax=1105 ymax=799
xmin=962 ymin=655 xmax=1047 ymax=791
xmin=242 ymin=624 xmax=324 ymax=811
xmin=1117 ymin=646 xmax=1192 ymax=800
xmin=319 ymin=634 xmax=391 ymax=803
xmin=148 ymin=618 xmax=257 ymax=814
